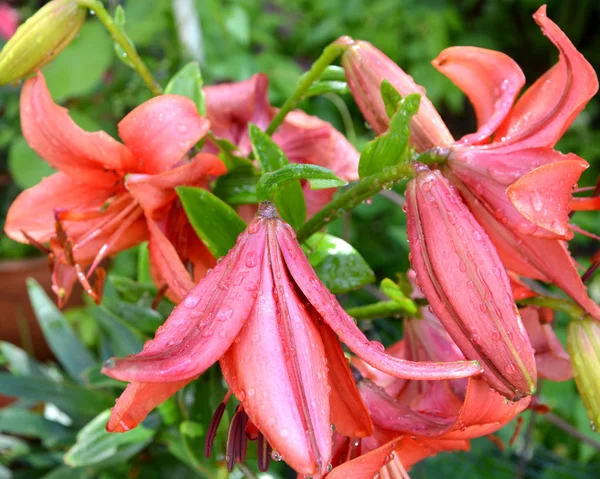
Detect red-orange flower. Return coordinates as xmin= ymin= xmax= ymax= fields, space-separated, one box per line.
xmin=340 ymin=6 xmax=600 ymax=318
xmin=102 ymin=202 xmax=481 ymax=476
xmin=4 ymin=72 xmax=225 ymax=305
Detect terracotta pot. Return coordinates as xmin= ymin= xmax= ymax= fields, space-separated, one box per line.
xmin=0 ymin=256 xmax=55 ymax=360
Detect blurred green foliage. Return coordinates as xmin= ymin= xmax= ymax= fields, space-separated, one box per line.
xmin=0 ymin=0 xmax=599 ymax=478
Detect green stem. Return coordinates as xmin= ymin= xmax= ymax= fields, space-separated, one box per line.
xmin=296 ymin=162 xmax=414 ymax=243
xmin=517 ymin=296 xmax=589 ymax=320
xmin=265 ymin=42 xmax=347 ymax=136
xmin=346 ymin=300 xmax=418 ymax=321
xmin=75 ymin=0 xmax=162 ymax=96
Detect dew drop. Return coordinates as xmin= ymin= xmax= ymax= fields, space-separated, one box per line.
xmin=505 ymin=363 xmax=517 ymax=375
xmin=238 ymin=390 xmax=246 ymax=401
xmin=103 ymin=358 xmax=116 ymax=369
xmin=491 ymin=331 xmax=501 ymax=342
xmin=529 ymin=190 xmax=543 ymax=212
xmin=245 ymin=251 xmax=258 ymax=268
xmin=251 ymin=334 xmax=261 ymax=343
xmin=271 ymin=450 xmax=282 ymax=461
xmin=183 ymin=295 xmax=200 ymax=308
xmin=479 ymin=303 xmax=488 ymax=313
xmin=248 ymin=222 xmax=260 ymax=234
xmin=591 ymin=421 xmax=597 ymax=432
xmin=459 ymin=262 xmax=467 ymax=272
xmin=370 ymin=341 xmax=385 ymax=352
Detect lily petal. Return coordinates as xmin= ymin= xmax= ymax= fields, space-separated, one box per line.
xmin=221 ymin=225 xmax=331 ymax=476
xmin=21 ymin=72 xmax=135 ymax=183
xmin=521 ymin=307 xmax=572 ymax=382
xmin=102 ymin=218 xmax=266 ymax=382
xmin=5 ymin=172 xmax=115 ymax=243
xmin=507 ymin=158 xmax=589 ymax=239
xmin=204 ymin=73 xmax=271 ymax=154
xmin=107 ymin=379 xmax=194 ymax=432
xmin=275 ymin=221 xmax=483 ymax=381
xmin=126 ymin=153 xmax=226 ymax=215
xmin=317 ymin=320 xmax=373 ymax=438
xmin=327 ymin=438 xmax=398 ymax=479
xmin=396 ymin=436 xmax=470 ymax=471
xmin=493 ymin=6 xmax=599 ymax=149
xmin=432 ymin=46 xmax=524 ymax=145
xmin=146 ymin=220 xmax=195 ymax=303
xmin=118 ymin=95 xmax=210 ymax=174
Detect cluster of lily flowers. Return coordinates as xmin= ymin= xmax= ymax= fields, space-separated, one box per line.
xmin=3 ymin=3 xmax=600 ymax=478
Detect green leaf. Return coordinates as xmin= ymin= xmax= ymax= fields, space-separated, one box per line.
xmin=380 ymin=278 xmax=419 ymax=316
xmin=257 ymin=164 xmax=346 ymax=201
xmin=137 ymin=242 xmax=152 ymax=284
xmin=8 ymin=137 xmax=55 ymax=189
xmin=224 ymin=5 xmax=250 ymax=46
xmin=358 ymin=93 xmax=421 ymax=178
xmin=180 ymin=420 xmax=204 ymax=438
xmin=177 ymin=186 xmax=246 ymax=258
xmin=304 ymin=80 xmax=349 ymax=99
xmin=165 ymin=62 xmax=206 ymax=116
xmin=213 ymin=168 xmax=259 ymax=205
xmin=41 ymin=467 xmax=91 ymax=479
xmin=303 ymin=234 xmax=375 ymax=294
xmin=249 ymin=124 xmax=306 ymax=229
xmin=27 ymin=279 xmax=95 ymax=383
xmin=101 ymin=297 xmax=164 ymax=335
xmin=91 ymin=307 xmax=145 ymax=357
xmin=0 ymin=373 xmax=113 ymax=421
xmin=380 ymin=79 xmax=403 ymax=119
xmin=0 ymin=342 xmax=50 ymax=378
xmin=42 ymin=21 xmax=113 ymax=101
xmin=64 ymin=410 xmax=154 ymax=467
xmin=113 ymin=6 xmax=135 ymax=68
xmin=0 ymin=408 xmax=72 ymax=447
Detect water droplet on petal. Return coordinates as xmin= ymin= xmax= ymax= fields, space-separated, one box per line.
xmin=245 ymin=251 xmax=258 ymax=268
xmin=183 ymin=295 xmax=200 ymax=308
xmin=492 ymin=331 xmax=501 ymax=342
xmin=271 ymin=450 xmax=282 ymax=461
xmin=505 ymin=363 xmax=517 ymax=375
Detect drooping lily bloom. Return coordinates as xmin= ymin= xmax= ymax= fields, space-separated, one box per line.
xmin=102 ymin=202 xmax=481 ymax=476
xmin=330 ymin=311 xmax=530 ymax=477
xmin=340 ymin=6 xmax=600 ymax=319
xmin=0 ymin=3 xmax=18 ymax=40
xmin=406 ymin=165 xmax=536 ymax=400
xmin=4 ymin=72 xmax=225 ymax=305
xmin=204 ymin=74 xmax=360 ymax=215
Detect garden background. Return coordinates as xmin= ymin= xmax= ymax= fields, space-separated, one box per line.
xmin=1 ymin=0 xmax=600 ymax=477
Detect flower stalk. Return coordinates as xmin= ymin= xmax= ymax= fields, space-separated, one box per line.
xmin=265 ymin=42 xmax=348 ymax=135
xmin=75 ymin=0 xmax=162 ymax=96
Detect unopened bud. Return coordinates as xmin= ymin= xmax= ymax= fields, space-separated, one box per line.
xmin=0 ymin=0 xmax=86 ymax=85
xmin=568 ymin=317 xmax=600 ymax=431
xmin=339 ymin=36 xmax=454 ymax=151
xmin=405 ymin=166 xmax=537 ymax=400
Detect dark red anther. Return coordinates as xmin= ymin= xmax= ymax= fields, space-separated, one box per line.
xmin=204 ymin=401 xmax=227 ymax=458
xmin=226 ymin=406 xmax=249 ymax=472
xmin=257 ymin=432 xmax=271 ymax=472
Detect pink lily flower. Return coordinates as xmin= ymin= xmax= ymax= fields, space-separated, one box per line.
xmin=406 ymin=166 xmax=536 ymax=399
xmin=0 ymin=3 xmax=18 ymax=40
xmin=204 ymin=74 xmax=359 ymax=215
xmin=340 ymin=6 xmax=600 ymax=319
xmin=330 ymin=311 xmax=529 ymax=477
xmin=102 ymin=202 xmax=481 ymax=476
xmin=4 ymin=72 xmax=225 ymax=305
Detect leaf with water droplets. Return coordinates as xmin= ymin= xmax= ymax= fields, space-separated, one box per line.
xmin=303 ymin=233 xmax=375 ymax=294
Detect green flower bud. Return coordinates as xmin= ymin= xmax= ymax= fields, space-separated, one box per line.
xmin=0 ymin=0 xmax=86 ymax=85
xmin=568 ymin=317 xmax=600 ymax=432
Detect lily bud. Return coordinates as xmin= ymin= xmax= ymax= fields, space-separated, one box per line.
xmin=0 ymin=0 xmax=86 ymax=86
xmin=405 ymin=165 xmax=537 ymax=400
xmin=568 ymin=317 xmax=600 ymax=431
xmin=338 ymin=36 xmax=454 ymax=151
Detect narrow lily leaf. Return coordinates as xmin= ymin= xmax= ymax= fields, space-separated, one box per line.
xmin=113 ymin=6 xmax=136 ymax=68
xmin=303 ymin=233 xmax=375 ymax=294
xmin=249 ymin=123 xmax=306 ymax=229
xmin=358 ymin=93 xmax=421 ymax=178
xmin=0 ymin=434 xmax=30 ymax=462
xmin=304 ymin=80 xmax=349 ymax=99
xmin=380 ymin=278 xmax=419 ymax=316
xmin=27 ymin=279 xmax=95 ymax=383
xmin=213 ymin=166 xmax=260 ymax=205
xmin=137 ymin=242 xmax=152 ymax=284
xmin=91 ymin=308 xmax=145 ymax=357
xmin=257 ymin=164 xmax=346 ymax=201
xmin=0 ymin=373 xmax=113 ymax=421
xmin=177 ymin=186 xmax=246 ymax=258
xmin=0 ymin=341 xmax=50 ymax=378
xmin=380 ymin=79 xmax=403 ymax=119
xmin=64 ymin=410 xmax=154 ymax=467
xmin=0 ymin=408 xmax=72 ymax=447
xmin=165 ymin=61 xmax=206 ymax=116
xmin=101 ymin=297 xmax=164 ymax=335
xmin=320 ymin=65 xmax=347 ymax=82
xmin=41 ymin=467 xmax=91 ymax=479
